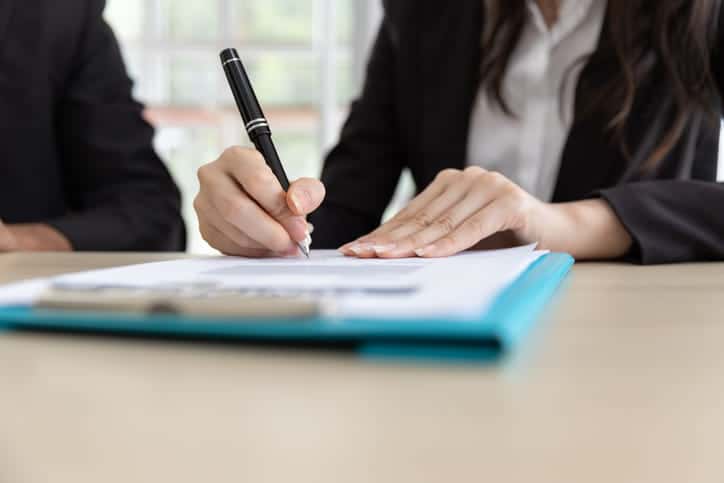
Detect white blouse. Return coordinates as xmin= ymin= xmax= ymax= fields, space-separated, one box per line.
xmin=466 ymin=0 xmax=607 ymax=201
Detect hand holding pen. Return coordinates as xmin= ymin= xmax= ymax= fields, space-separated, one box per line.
xmin=193 ymin=49 xmax=326 ymax=258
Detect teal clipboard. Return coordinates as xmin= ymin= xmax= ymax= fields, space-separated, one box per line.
xmin=0 ymin=253 xmax=574 ymax=363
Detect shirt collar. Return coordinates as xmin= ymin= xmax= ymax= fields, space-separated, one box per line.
xmin=526 ymin=0 xmax=598 ymax=44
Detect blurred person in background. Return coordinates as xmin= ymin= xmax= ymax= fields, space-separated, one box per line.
xmin=0 ymin=0 xmax=184 ymax=252
xmin=195 ymin=0 xmax=724 ymax=265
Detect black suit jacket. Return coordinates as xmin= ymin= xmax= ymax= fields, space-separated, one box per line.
xmin=0 ymin=0 xmax=184 ymax=251
xmin=311 ymin=0 xmax=724 ymax=265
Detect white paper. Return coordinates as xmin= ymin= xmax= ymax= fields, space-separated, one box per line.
xmin=0 ymin=279 xmax=51 ymax=307
xmin=0 ymin=246 xmax=547 ymax=319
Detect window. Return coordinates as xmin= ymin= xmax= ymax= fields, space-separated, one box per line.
xmin=110 ymin=3 xmax=720 ymax=254
xmin=104 ymin=0 xmax=385 ymax=253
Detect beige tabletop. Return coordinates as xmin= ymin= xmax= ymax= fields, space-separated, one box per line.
xmin=1 ymin=253 xmax=724 ymax=483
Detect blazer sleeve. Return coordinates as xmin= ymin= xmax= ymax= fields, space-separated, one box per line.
xmin=309 ymin=5 xmax=406 ymax=249
xmin=595 ymin=17 xmax=724 ymax=265
xmin=47 ymin=0 xmax=185 ymax=252
xmin=599 ymin=178 xmax=724 ymax=264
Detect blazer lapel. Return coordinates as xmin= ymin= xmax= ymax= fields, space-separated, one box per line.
xmin=553 ymin=13 xmax=629 ymax=202
xmin=416 ymin=0 xmax=483 ymax=188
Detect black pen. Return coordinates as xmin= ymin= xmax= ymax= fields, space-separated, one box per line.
xmin=220 ymin=47 xmax=311 ymax=258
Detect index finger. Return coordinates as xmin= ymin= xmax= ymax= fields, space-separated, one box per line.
xmin=223 ymin=148 xmax=309 ymax=243
xmin=339 ymin=179 xmax=449 ymax=255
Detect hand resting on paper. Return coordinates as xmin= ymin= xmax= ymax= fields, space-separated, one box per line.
xmin=340 ymin=167 xmax=633 ymax=260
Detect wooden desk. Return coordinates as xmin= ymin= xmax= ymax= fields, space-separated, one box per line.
xmin=1 ymin=253 xmax=724 ymax=483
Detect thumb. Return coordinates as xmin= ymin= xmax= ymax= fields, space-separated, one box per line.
xmin=287 ymin=178 xmax=326 ymax=216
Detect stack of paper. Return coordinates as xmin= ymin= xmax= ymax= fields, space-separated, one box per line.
xmin=0 ymin=246 xmax=546 ymax=320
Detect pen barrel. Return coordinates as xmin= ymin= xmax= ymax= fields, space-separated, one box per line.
xmin=255 ymin=135 xmax=290 ymax=191
xmin=220 ymin=48 xmax=269 ymax=141
xmin=220 ymin=48 xmax=292 ymax=194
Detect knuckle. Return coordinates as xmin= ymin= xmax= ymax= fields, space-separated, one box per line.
xmin=508 ymin=187 xmax=527 ymax=205
xmin=412 ymin=213 xmax=434 ymax=231
xmin=485 ymin=171 xmax=507 ymax=186
xmin=473 ymin=171 xmax=505 ymax=190
xmin=464 ymin=166 xmax=486 ymax=177
xmin=224 ymin=146 xmax=265 ymax=168
xmin=373 ymin=233 xmax=392 ymax=244
xmin=406 ymin=233 xmax=424 ymax=248
xmin=239 ymin=166 xmax=276 ymax=201
xmin=247 ymin=166 xmax=276 ymax=192
xmin=224 ymin=145 xmax=248 ymax=160
xmin=197 ymin=164 xmax=211 ymax=184
xmin=467 ymin=217 xmax=488 ymax=237
xmin=408 ymin=229 xmax=434 ymax=248
xmin=436 ymin=168 xmax=460 ymax=183
xmin=192 ymin=195 xmax=202 ymax=214
xmin=390 ymin=210 xmax=412 ymax=225
xmin=437 ymin=235 xmax=457 ymax=252
xmin=388 ymin=218 xmax=408 ymax=232
xmin=248 ymin=149 xmax=266 ymax=166
xmin=381 ymin=237 xmax=397 ymax=247
xmin=218 ymin=196 xmax=244 ymax=221
xmin=268 ymin=197 xmax=289 ymax=219
xmin=434 ymin=215 xmax=457 ymax=234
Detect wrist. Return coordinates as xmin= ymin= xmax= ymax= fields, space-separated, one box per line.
xmin=540 ymin=199 xmax=632 ymax=260
xmin=518 ymin=199 xmax=556 ymax=249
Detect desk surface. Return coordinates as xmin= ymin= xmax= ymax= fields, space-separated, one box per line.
xmin=1 ymin=253 xmax=724 ymax=483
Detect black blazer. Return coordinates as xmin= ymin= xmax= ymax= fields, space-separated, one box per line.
xmin=0 ymin=0 xmax=184 ymax=251
xmin=310 ymin=0 xmax=724 ymax=265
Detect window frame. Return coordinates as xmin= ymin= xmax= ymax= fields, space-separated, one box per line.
xmin=105 ymin=0 xmax=384 ymax=252
xmin=109 ymin=0 xmax=382 ymax=152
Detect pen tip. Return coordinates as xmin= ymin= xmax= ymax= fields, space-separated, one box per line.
xmin=298 ymin=242 xmax=311 ymax=259
xmin=298 ymin=232 xmax=312 ymax=259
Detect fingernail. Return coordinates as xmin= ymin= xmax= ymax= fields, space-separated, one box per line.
xmin=341 ymin=238 xmax=365 ymax=252
xmin=415 ymin=245 xmax=435 ymax=257
xmin=349 ymin=243 xmax=374 ymax=255
xmin=290 ymin=189 xmax=312 ymax=213
xmin=289 ymin=192 xmax=304 ymax=213
xmin=307 ymin=223 xmax=315 ymax=235
xmin=373 ymin=244 xmax=397 ymax=255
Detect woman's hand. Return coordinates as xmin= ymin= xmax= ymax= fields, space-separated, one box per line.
xmin=0 ymin=220 xmax=72 ymax=252
xmin=195 ymin=147 xmax=326 ymax=257
xmin=340 ymin=167 xmax=540 ymax=258
xmin=0 ymin=220 xmax=18 ymax=252
xmin=340 ymin=167 xmax=633 ymax=260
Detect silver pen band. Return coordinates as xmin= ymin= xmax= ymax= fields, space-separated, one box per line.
xmin=245 ymin=118 xmax=269 ymax=135
xmin=222 ymin=57 xmax=242 ymax=67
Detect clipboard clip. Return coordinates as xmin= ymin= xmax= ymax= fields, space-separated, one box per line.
xmin=35 ymin=286 xmax=323 ymax=320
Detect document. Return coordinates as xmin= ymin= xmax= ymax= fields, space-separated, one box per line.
xmin=0 ymin=246 xmax=547 ymax=319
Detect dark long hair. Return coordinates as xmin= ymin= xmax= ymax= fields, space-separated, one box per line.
xmin=481 ymin=0 xmax=722 ymax=169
